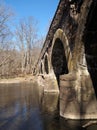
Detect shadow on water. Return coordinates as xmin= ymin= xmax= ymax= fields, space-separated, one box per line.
xmin=0 ymin=82 xmax=97 ymax=130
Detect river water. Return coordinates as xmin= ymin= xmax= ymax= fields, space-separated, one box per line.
xmin=0 ymin=82 xmax=97 ymax=130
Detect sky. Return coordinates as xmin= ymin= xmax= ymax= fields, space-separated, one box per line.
xmin=5 ymin=0 xmax=59 ymax=37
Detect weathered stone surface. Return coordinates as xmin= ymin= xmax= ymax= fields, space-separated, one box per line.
xmin=34 ymin=0 xmax=97 ymax=120
xmin=42 ymin=93 xmax=59 ymax=113
xmin=60 ymin=80 xmax=75 ymax=87
xmin=60 ymin=73 xmax=80 ymax=119
xmin=43 ymin=73 xmax=59 ymax=93
xmin=60 ymin=73 xmax=77 ymax=81
xmin=60 ymin=72 xmax=97 ymax=119
xmin=60 ymin=100 xmax=80 ymax=119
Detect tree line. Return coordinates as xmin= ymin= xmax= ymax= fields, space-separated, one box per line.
xmin=0 ymin=1 xmax=44 ymax=78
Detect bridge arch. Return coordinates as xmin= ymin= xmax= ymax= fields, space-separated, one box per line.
xmin=44 ymin=53 xmax=49 ymax=74
xmin=39 ymin=60 xmax=44 ymax=74
xmin=50 ymin=29 xmax=72 ymax=83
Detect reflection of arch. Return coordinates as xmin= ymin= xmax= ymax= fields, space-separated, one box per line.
xmin=83 ymin=1 xmax=97 ymax=97
xmin=51 ymin=29 xmax=72 ymax=83
xmin=44 ymin=53 xmax=49 ymax=74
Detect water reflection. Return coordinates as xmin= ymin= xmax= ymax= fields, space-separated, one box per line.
xmin=0 ymin=83 xmax=97 ymax=130
xmin=41 ymin=93 xmax=59 ymax=113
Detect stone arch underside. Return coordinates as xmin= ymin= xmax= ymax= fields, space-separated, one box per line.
xmin=39 ymin=61 xmax=44 ymax=74
xmin=44 ymin=54 xmax=49 ymax=74
xmin=51 ymin=29 xmax=72 ymax=85
xmin=51 ymin=38 xmax=68 ymax=84
xmin=83 ymin=0 xmax=97 ymax=97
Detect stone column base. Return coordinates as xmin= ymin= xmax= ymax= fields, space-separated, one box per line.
xmin=60 ymin=72 xmax=97 ymax=119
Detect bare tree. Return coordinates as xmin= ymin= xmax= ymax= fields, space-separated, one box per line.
xmin=15 ymin=17 xmax=39 ymax=74
xmin=0 ymin=1 xmax=44 ymax=78
xmin=0 ymin=1 xmax=15 ymax=78
xmin=0 ymin=1 xmax=13 ymax=49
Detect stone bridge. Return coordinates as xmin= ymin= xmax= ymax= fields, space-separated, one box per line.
xmin=33 ymin=0 xmax=97 ymax=119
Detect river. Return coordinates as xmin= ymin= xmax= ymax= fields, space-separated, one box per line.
xmin=0 ymin=82 xmax=97 ymax=130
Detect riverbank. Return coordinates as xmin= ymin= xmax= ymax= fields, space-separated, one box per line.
xmin=0 ymin=75 xmax=34 ymax=84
